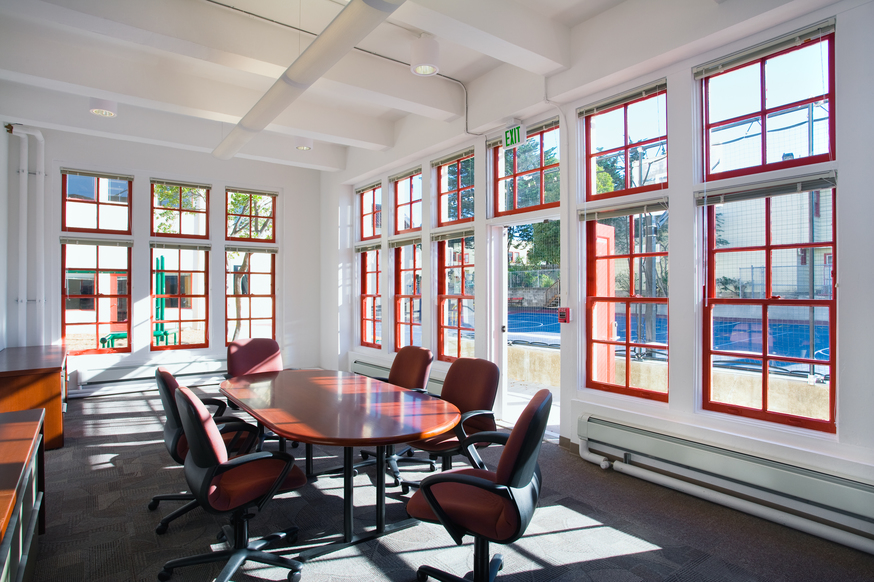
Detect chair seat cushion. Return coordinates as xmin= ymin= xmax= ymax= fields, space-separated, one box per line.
xmin=408 ymin=428 xmax=488 ymax=453
xmin=407 ymin=468 xmax=519 ymax=542
xmin=176 ymin=424 xmax=254 ymax=460
xmin=208 ymin=460 xmax=306 ymax=512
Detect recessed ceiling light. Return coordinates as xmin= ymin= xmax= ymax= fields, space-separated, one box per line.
xmin=411 ymin=34 xmax=439 ymax=77
xmin=89 ymin=97 xmax=117 ymax=117
xmin=295 ymin=136 xmax=314 ymax=151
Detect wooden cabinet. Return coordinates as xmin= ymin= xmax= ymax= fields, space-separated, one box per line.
xmin=0 ymin=347 xmax=67 ymax=450
xmin=0 ymin=409 xmax=45 ymax=582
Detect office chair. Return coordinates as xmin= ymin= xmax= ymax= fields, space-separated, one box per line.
xmin=158 ymin=387 xmax=306 ymax=582
xmin=406 ymin=389 xmax=553 ymax=582
xmin=397 ymin=357 xmax=500 ymax=493
xmin=148 ymin=368 xmax=258 ymax=534
xmin=357 ymin=346 xmax=434 ymax=483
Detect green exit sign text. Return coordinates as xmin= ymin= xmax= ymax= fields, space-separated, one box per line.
xmin=504 ymin=123 xmax=525 ymax=150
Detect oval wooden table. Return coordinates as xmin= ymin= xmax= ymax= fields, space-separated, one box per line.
xmin=220 ymin=369 xmax=460 ymax=560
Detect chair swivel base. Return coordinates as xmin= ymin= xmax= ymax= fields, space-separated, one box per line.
xmin=148 ymin=493 xmax=198 ymax=535
xmin=417 ymin=554 xmax=503 ymax=582
xmin=158 ymin=523 xmax=302 ymax=582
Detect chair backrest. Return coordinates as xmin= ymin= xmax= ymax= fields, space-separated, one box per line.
xmin=495 ymin=389 xmax=552 ymax=488
xmin=440 ymin=358 xmax=500 ymax=433
xmin=155 ymin=367 xmax=189 ymax=463
xmin=175 ymin=386 xmax=228 ymax=469
xmin=387 ymin=346 xmax=433 ymax=390
xmin=227 ymin=338 xmax=283 ymax=377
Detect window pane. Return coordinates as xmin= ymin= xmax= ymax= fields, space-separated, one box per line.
xmin=228 ymin=320 xmax=250 ymax=342
xmin=710 ymin=355 xmax=762 ymax=409
xmin=98 ymin=204 xmax=128 ymax=232
xmin=708 ymin=63 xmax=761 ymax=123
xmin=98 ymin=246 xmax=128 ymax=269
xmin=714 ymin=251 xmax=766 ymax=298
xmin=249 ymin=253 xmax=272 ymax=272
xmin=628 ymin=140 xmax=667 ymax=189
xmin=253 ymin=195 xmax=273 ymax=217
xmin=446 ymin=162 xmax=457 ymax=192
xmin=542 ymin=128 xmax=560 ymax=165
xmin=442 ymin=192 xmax=457 ymax=223
xmin=765 ymin=105 xmax=824 ymax=164
xmin=442 ymin=328 xmax=458 ymax=360
xmin=252 ymin=297 xmax=273 ymax=318
xmin=714 ymin=198 xmax=765 ymax=248
xmin=248 ymin=274 xmax=271 ymax=294
xmin=397 ymin=181 xmax=410 ymax=204
xmin=628 ymin=302 xmax=666 ymax=344
xmin=592 ymin=151 xmax=625 ymax=194
xmin=770 ymin=190 xmax=832 ymax=245
xmin=154 ymin=209 xmax=179 ymax=234
xmin=228 ymin=192 xmax=250 ymax=215
xmin=66 ymin=244 xmax=97 ymax=268
xmin=66 ymin=201 xmax=97 ymax=230
xmin=767 ymin=361 xmax=830 ymax=420
xmin=517 ymin=173 xmax=541 ymax=208
xmin=711 ymin=304 xmax=763 ymax=353
xmin=633 ymin=211 xmax=668 ymax=254
xmin=768 ymin=305 xmax=829 ymax=360
xmin=543 ymin=167 xmax=560 ymax=204
xmin=765 ymin=41 xmax=829 ymax=109
xmin=65 ymin=324 xmax=97 ymax=351
xmin=516 ymin=137 xmax=541 ymax=173
xmin=500 ymin=148 xmax=514 ymax=178
xmin=411 ymin=175 xmax=422 ymax=201
xmin=106 ymin=179 xmax=129 ymax=203
xmin=590 ymin=108 xmax=625 ymax=151
xmin=253 ymin=218 xmax=273 ymax=240
xmin=460 ymin=188 xmax=475 ymax=218
xmin=461 ymin=298 xmax=475 ymax=329
xmin=363 ymin=217 xmax=373 ymax=239
xmin=229 ymin=216 xmax=250 ymax=238
xmin=595 ymin=258 xmax=629 ymax=297
xmin=181 ymin=211 xmax=207 ymax=236
xmin=155 ymin=185 xmax=179 ymax=208
xmin=445 ymin=267 xmax=462 ymax=295
xmin=771 ymin=247 xmax=832 ymax=299
xmin=633 ymin=257 xmax=668 ymax=297
xmin=627 ymin=93 xmax=666 ymax=144
xmin=67 ymin=175 xmax=96 ymax=200
xmin=592 ymin=342 xmax=618 ymax=384
xmin=412 ymin=200 xmax=422 ymax=229
xmin=629 ymin=346 xmax=668 ymax=393
xmin=591 ymin=301 xmax=620 ymax=341
xmin=498 ymin=179 xmax=514 ymax=213
xmin=181 ymin=188 xmax=207 ymax=211
xmin=709 ymin=117 xmax=762 ymax=174
xmin=459 ymin=157 xmax=474 ymax=188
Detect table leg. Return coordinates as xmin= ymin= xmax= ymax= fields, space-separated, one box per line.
xmin=343 ymin=446 xmax=354 ymax=542
xmin=376 ymin=445 xmax=386 ymax=533
xmin=305 ymin=443 xmax=314 ymax=477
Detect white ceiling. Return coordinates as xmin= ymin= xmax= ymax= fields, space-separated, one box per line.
xmin=0 ymin=0 xmax=627 ymax=171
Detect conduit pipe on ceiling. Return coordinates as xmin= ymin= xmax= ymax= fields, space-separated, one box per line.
xmin=9 ymin=124 xmax=46 ymax=347
xmin=212 ymin=0 xmax=405 ymax=160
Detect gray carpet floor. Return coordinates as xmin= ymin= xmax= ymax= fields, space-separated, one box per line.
xmin=31 ymin=387 xmax=874 ymax=582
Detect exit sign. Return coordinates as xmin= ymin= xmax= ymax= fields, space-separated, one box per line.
xmin=504 ymin=123 xmax=525 ymax=150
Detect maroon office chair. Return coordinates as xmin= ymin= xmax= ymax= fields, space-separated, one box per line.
xmin=148 ymin=368 xmax=258 ymax=534
xmin=397 ymin=357 xmax=500 ymax=493
xmin=407 ymin=389 xmax=553 ymax=582
xmin=158 ymin=387 xmax=306 ymax=582
xmin=227 ymin=338 xmax=284 ymax=377
xmin=357 ymin=346 xmax=434 ymax=482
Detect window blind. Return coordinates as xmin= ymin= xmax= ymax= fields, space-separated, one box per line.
xmin=577 ymin=79 xmax=667 ymax=118
xmin=355 ymin=181 xmax=381 ymax=195
xmin=431 ymin=228 xmax=475 ymax=242
xmin=226 ymin=188 xmax=278 ymax=197
xmin=150 ymin=178 xmax=211 ymax=190
xmin=579 ymin=197 xmax=669 ymax=221
xmin=149 ymin=241 xmax=212 ymax=251
xmin=695 ymin=171 xmax=836 ymax=206
xmin=388 ymin=236 xmax=422 ymax=249
xmin=354 ymin=242 xmax=381 ymax=254
xmin=431 ymin=147 xmax=475 ymax=168
xmin=60 ymin=237 xmax=133 ymax=247
xmin=388 ymin=167 xmax=422 ymax=183
xmin=487 ymin=116 xmax=560 ymax=149
xmin=61 ymin=168 xmax=133 ymax=182
xmin=225 ymin=245 xmax=278 ymax=254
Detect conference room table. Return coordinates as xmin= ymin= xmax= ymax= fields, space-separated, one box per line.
xmin=220 ymin=369 xmax=460 ymax=560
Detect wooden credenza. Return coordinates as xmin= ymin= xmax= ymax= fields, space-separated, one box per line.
xmin=0 ymin=347 xmax=67 ymax=449
xmin=0 ymin=409 xmax=45 ymax=582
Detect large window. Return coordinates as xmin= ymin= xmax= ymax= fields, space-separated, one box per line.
xmin=583 ymin=86 xmax=667 ymax=201
xmin=360 ymin=248 xmax=382 ymax=348
xmin=701 ymin=28 xmax=834 ymax=180
xmin=437 ymin=234 xmax=474 ymax=362
xmin=226 ymin=190 xmax=275 ymax=242
xmin=436 ymin=151 xmax=474 ymax=226
xmin=62 ymin=170 xmax=131 ymax=234
xmin=61 ymin=241 xmax=131 ymax=354
xmin=586 ymin=204 xmax=669 ymax=400
xmin=226 ymin=249 xmax=275 ymax=343
xmin=151 ymin=245 xmax=209 ymax=349
xmin=394 ymin=241 xmax=422 ymax=350
xmin=359 ymin=184 xmax=382 ymax=241
xmin=152 ymin=181 xmax=209 ymax=238
xmin=702 ymin=181 xmax=836 ymax=432
xmin=393 ymin=172 xmax=422 ymax=234
xmin=494 ymin=122 xmax=559 ymax=216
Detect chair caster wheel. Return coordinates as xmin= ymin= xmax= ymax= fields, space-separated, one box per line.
xmin=216 ymin=530 xmax=226 ymax=542
xmin=158 ymin=568 xmax=173 ymax=581
xmin=428 ymin=462 xmax=437 ymax=472
xmin=291 ymin=441 xmax=299 ymax=449
xmin=148 ymin=500 xmax=159 ymax=511
xmin=360 ymin=451 xmax=370 ymax=460
xmin=352 ymin=469 xmax=358 ymax=477
xmin=406 ymin=450 xmax=415 ymax=457
xmin=287 ymin=570 xmax=302 ymax=582
xmin=416 ymin=570 xmax=429 ymax=581
xmin=155 ymin=523 xmax=168 ymax=535
xmin=401 ymin=484 xmax=410 ymax=495
xmin=392 ymin=477 xmax=400 ymax=487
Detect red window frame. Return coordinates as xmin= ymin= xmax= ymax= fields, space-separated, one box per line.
xmin=359 ymin=186 xmax=382 ymax=242
xmin=361 ymin=249 xmax=381 ymax=348
xmin=586 ymin=212 xmax=669 ymax=401
xmin=151 ymin=184 xmax=210 ymax=239
xmin=437 ymin=154 xmax=475 ymax=227
xmin=394 ymin=173 xmax=422 ymax=234
xmin=62 ymin=173 xmax=132 ymax=234
xmin=702 ymin=189 xmax=836 ymax=432
xmin=226 ymin=190 xmax=275 ymax=242
xmin=493 ymin=125 xmax=560 ymax=217
xmin=61 ymin=243 xmax=132 ymax=355
xmin=585 ymin=90 xmax=668 ymax=201
xmin=151 ymin=247 xmax=209 ymax=350
xmin=437 ymin=236 xmax=475 ymax=362
xmin=394 ymin=243 xmax=422 ymax=351
xmin=703 ymin=34 xmax=835 ymax=181
xmin=226 ymin=251 xmax=275 ymax=344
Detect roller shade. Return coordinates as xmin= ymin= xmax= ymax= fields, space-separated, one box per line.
xmin=388 ymin=167 xmax=422 ymax=183
xmin=578 ymin=79 xmax=667 ymax=118
xmin=61 ymin=168 xmax=133 ymax=182
xmin=149 ymin=241 xmax=211 ymax=251
xmin=226 ymin=188 xmax=277 ymax=197
xmin=150 ymin=178 xmax=211 ymax=190
xmin=225 ymin=245 xmax=278 ymax=254
xmin=431 ymin=147 xmax=475 ymax=168
xmin=695 ymin=171 xmax=836 ymax=206
xmin=355 ymin=181 xmax=381 ymax=195
xmin=431 ymin=228 xmax=475 ymax=242
xmin=389 ymin=236 xmax=422 ymax=249
xmin=487 ymin=116 xmax=560 ymax=149
xmin=580 ymin=197 xmax=668 ymax=221
xmin=354 ymin=242 xmax=381 ymax=253
xmin=60 ymin=237 xmax=133 ymax=247
xmin=693 ymin=18 xmax=835 ymax=80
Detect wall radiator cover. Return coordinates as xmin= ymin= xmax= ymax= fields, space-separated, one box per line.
xmin=580 ymin=415 xmax=874 ymax=535
xmin=350 ymin=359 xmax=444 ymax=395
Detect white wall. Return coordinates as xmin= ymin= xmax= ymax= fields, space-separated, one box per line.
xmin=0 ymin=129 xmax=7 ymax=351
xmin=320 ymin=0 xmax=874 ymax=484
xmin=1 ymin=129 xmax=322 ymax=374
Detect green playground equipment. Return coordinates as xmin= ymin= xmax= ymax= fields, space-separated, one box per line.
xmin=153 ymin=256 xmax=178 ymax=346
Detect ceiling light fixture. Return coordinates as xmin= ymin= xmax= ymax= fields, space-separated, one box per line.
xmin=410 ymin=34 xmax=439 ymax=76
xmin=295 ymin=136 xmax=314 ymax=151
xmin=89 ymin=97 xmax=117 ymax=117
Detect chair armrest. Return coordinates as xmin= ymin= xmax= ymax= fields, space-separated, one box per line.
xmin=460 ymin=430 xmax=508 ymax=469
xmin=418 ymin=471 xmax=512 ymax=544
xmin=452 ymin=409 xmax=496 ymax=442
xmin=201 ymin=397 xmax=228 ymax=417
xmin=215 ymin=420 xmax=259 ymax=455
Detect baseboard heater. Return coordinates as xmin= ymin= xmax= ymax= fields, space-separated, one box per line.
xmin=350 ymin=359 xmax=444 ymax=395
xmin=578 ymin=414 xmax=874 ymax=555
